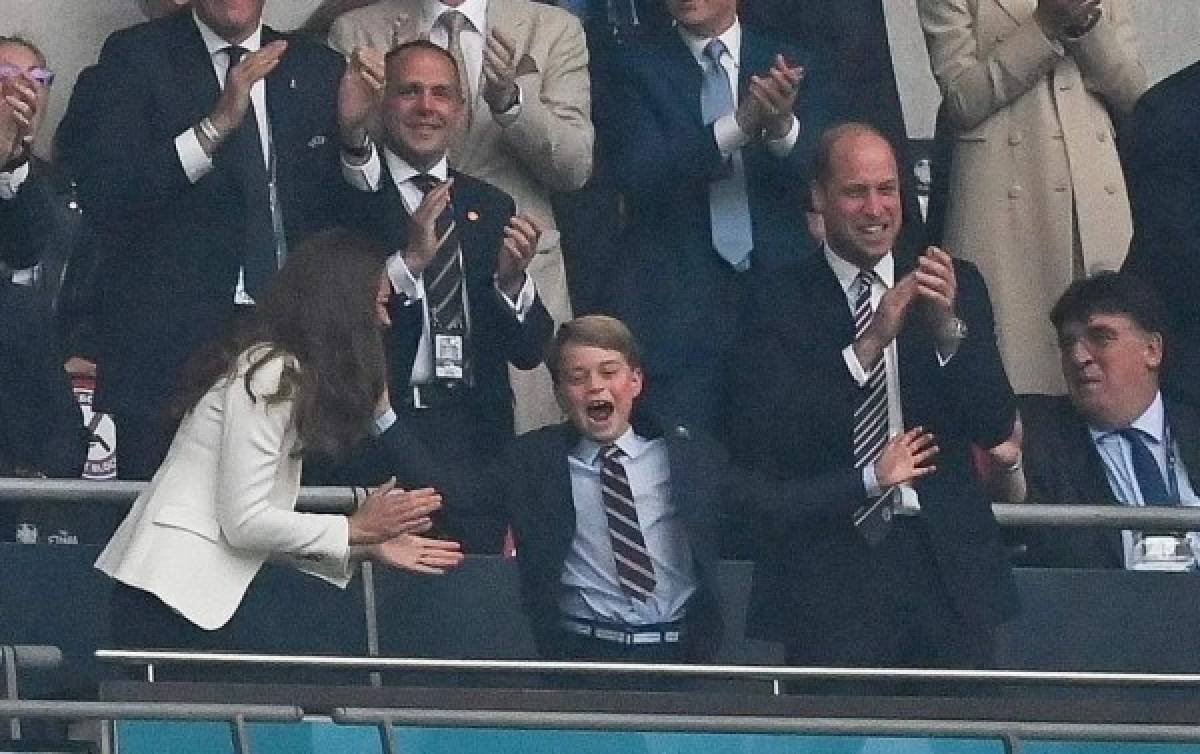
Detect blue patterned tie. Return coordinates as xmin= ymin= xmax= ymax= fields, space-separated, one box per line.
xmin=699 ymin=38 xmax=753 ymax=270
xmin=1118 ymin=429 xmax=1174 ymax=505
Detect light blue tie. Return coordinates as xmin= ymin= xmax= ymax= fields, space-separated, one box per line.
xmin=699 ymin=38 xmax=753 ymax=270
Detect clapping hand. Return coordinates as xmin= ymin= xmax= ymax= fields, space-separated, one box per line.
xmin=874 ymin=427 xmax=939 ymax=488
xmin=338 ymin=45 xmax=385 ymax=148
xmin=495 ymin=212 xmax=540 ymax=298
xmin=209 ymin=40 xmax=288 ymax=140
xmin=482 ymin=29 xmax=520 ymax=114
xmin=372 ymin=534 xmax=464 ymax=574
xmin=1 ymin=69 xmax=44 ymax=165
xmin=347 ymin=477 xmax=442 ymax=545
xmin=404 ymin=177 xmax=454 ymax=277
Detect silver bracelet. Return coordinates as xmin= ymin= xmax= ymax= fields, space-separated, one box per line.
xmin=198 ymin=116 xmax=222 ymax=144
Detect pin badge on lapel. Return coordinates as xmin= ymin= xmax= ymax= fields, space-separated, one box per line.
xmin=467 ymin=210 xmax=480 ymax=222
xmin=307 ymin=135 xmax=328 ymax=149
xmin=289 ymin=78 xmax=297 ymax=90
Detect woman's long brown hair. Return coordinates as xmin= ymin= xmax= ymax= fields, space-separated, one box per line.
xmin=174 ymin=228 xmax=389 ymax=460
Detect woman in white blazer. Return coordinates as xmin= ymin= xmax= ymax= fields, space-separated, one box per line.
xmin=918 ymin=0 xmax=1145 ymax=394
xmin=96 ymin=229 xmax=463 ymax=647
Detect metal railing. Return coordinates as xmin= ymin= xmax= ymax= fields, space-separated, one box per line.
xmin=93 ymin=649 xmax=1200 ymax=688
xmin=5 ymin=477 xmax=1200 ymax=528
xmin=0 ymin=700 xmax=302 ymax=754
xmin=333 ymin=707 xmax=1200 ymax=754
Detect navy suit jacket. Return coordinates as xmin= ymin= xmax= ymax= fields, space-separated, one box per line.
xmin=607 ymin=25 xmax=845 ymax=405
xmin=0 ymin=279 xmax=86 ymax=479
xmin=1122 ymin=61 xmax=1200 ymax=406
xmin=0 ymin=166 xmax=55 ymax=271
xmin=69 ymin=9 xmax=352 ymax=416
xmin=1018 ymin=394 xmax=1200 ymax=569
xmin=729 ymin=249 xmax=1019 ymax=646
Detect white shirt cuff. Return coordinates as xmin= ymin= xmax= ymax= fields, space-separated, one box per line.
xmin=373 ymin=407 xmax=398 ymax=435
xmin=493 ymin=273 xmax=536 ymax=322
xmin=713 ymin=112 xmax=752 ymax=159
xmin=862 ymin=464 xmax=883 ymax=498
xmin=843 ymin=344 xmax=871 ymax=387
xmin=491 ymin=84 xmax=523 ymax=127
xmin=342 ymin=143 xmax=381 ymax=192
xmin=387 ymin=252 xmax=423 ymax=301
xmin=0 ymin=160 xmax=30 ymax=200
xmin=765 ymin=115 xmax=800 ymax=158
xmin=176 ymin=127 xmax=214 ymax=184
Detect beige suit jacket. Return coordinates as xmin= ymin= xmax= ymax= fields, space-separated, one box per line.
xmin=919 ymin=0 xmax=1145 ymax=394
xmin=330 ymin=0 xmax=593 ymax=431
xmin=95 ymin=349 xmax=353 ymax=631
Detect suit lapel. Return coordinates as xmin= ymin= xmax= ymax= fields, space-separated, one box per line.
xmin=738 ymin=27 xmax=773 ymax=99
xmin=1072 ymin=418 xmax=1118 ymax=506
xmin=448 ymin=172 xmax=494 ymax=288
xmin=169 ymin=13 xmax=222 ymax=123
xmin=1166 ymin=400 xmax=1200 ymax=493
xmin=657 ymin=33 xmax=706 ymax=128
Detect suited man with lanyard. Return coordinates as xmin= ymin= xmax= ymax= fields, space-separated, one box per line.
xmin=730 ymin=123 xmax=1019 ymax=682
xmin=1015 ymin=272 xmax=1200 ymax=570
xmin=67 ymin=0 xmax=354 ymax=479
xmin=329 ymin=0 xmax=593 ymax=439
xmin=339 ymin=40 xmax=553 ymax=553
xmin=607 ymin=0 xmax=843 ymax=431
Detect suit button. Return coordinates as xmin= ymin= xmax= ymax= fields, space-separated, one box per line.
xmin=1008 ymin=185 xmax=1023 ymax=199
xmin=1008 ymin=132 xmax=1022 ymax=146
xmin=1097 ymin=130 xmax=1108 ymax=143
xmin=1054 ymin=183 xmax=1069 ymax=192
xmin=1105 ymin=183 xmax=1118 ymax=195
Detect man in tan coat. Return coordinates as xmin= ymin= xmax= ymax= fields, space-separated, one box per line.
xmin=919 ymin=0 xmax=1145 ymax=395
xmin=329 ymin=0 xmax=593 ymax=434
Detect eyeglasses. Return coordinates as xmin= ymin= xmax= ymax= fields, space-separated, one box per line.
xmin=0 ymin=64 xmax=55 ymax=86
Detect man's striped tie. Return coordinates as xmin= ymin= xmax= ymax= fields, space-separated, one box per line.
xmin=411 ymin=174 xmax=469 ymax=379
xmin=850 ymin=271 xmax=894 ymax=545
xmin=600 ymin=445 xmax=656 ymax=601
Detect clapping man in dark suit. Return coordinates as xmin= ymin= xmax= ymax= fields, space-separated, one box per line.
xmin=337 ymin=40 xmax=553 ymax=552
xmin=67 ymin=0 xmax=355 ymax=479
xmin=607 ymin=0 xmax=844 ymax=431
xmin=730 ymin=123 xmax=1019 ymax=684
xmin=0 ymin=35 xmax=55 ymax=271
xmin=1017 ymin=272 xmax=1200 ymax=570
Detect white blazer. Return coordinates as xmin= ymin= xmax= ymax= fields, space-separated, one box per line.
xmin=95 ymin=347 xmax=353 ymax=630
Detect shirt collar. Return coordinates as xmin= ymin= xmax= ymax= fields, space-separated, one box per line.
xmin=424 ymin=0 xmax=489 ymax=36
xmin=1089 ymin=391 xmax=1166 ymax=445
xmin=383 ymin=148 xmax=449 ymax=190
xmin=823 ymin=242 xmax=895 ymax=295
xmin=677 ymin=18 xmax=742 ymax=71
xmin=573 ymin=426 xmax=651 ymax=467
xmin=194 ymin=10 xmax=263 ymax=56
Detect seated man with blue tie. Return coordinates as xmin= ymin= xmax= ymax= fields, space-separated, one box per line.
xmin=338 ymin=40 xmax=553 ymax=553
xmin=1017 ymin=272 xmax=1200 ymax=570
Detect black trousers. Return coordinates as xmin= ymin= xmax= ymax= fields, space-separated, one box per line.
xmin=783 ymin=518 xmax=997 ymax=696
